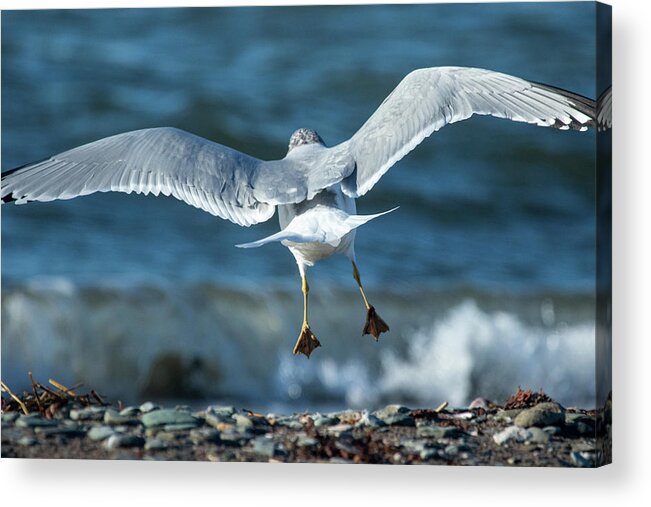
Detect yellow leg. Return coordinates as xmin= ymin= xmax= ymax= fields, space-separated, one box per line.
xmin=352 ymin=261 xmax=390 ymax=341
xmin=302 ymin=275 xmax=309 ymax=324
xmin=293 ymin=272 xmax=321 ymax=357
xmin=352 ymin=261 xmax=370 ymax=309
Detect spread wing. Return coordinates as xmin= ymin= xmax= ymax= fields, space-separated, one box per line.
xmin=338 ymin=66 xmax=596 ymax=197
xmin=1 ymin=127 xmax=275 ymax=226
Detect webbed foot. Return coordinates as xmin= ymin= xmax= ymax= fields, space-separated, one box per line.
xmin=293 ymin=324 xmax=321 ymax=358
xmin=363 ymin=305 xmax=389 ymax=341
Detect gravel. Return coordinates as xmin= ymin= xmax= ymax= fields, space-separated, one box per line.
xmin=2 ymin=399 xmax=609 ymax=467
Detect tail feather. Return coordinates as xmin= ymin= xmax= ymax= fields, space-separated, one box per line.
xmin=235 ymin=206 xmax=398 ymax=250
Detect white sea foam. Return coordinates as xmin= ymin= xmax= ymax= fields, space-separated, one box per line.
xmin=1 ymin=281 xmax=597 ymax=408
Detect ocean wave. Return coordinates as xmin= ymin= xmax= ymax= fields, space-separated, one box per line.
xmin=1 ymin=280 xmax=596 ymax=408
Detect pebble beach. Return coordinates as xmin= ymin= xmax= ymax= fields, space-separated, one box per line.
xmin=1 ymin=396 xmax=611 ymax=467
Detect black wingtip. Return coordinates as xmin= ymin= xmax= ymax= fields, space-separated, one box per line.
xmin=530 ymin=80 xmax=597 ymax=129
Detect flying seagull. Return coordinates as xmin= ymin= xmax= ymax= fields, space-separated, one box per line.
xmin=1 ymin=66 xmax=596 ymax=357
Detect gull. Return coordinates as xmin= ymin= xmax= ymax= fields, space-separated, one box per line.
xmin=1 ymin=66 xmax=596 ymax=357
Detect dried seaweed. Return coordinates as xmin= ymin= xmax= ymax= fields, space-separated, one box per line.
xmin=1 ymin=372 xmax=108 ymax=417
xmin=503 ymin=386 xmax=554 ymax=409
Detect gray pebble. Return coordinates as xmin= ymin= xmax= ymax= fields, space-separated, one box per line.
xmin=18 ymin=436 xmax=38 ymax=446
xmin=514 ymin=403 xmax=565 ymax=428
xmin=139 ymin=401 xmax=160 ymax=413
xmin=493 ymin=426 xmax=533 ymax=445
xmin=144 ymin=438 xmax=168 ymax=450
xmin=543 ymin=426 xmax=562 ymax=436
xmin=356 ymin=412 xmax=386 ymax=429
xmin=295 ymin=434 xmax=318 ymax=448
xmin=417 ymin=425 xmax=464 ymax=439
xmin=119 ymin=406 xmax=141 ymax=417
xmin=105 ymin=434 xmax=146 ymax=450
xmin=205 ymin=405 xmax=236 ymax=418
xmin=313 ymin=415 xmax=339 ymax=427
xmin=16 ymin=415 xmax=59 ymax=428
xmin=190 ymin=428 xmax=221 ymax=444
xmin=372 ymin=404 xmax=410 ymax=420
xmin=164 ymin=423 xmax=201 ymax=432
xmin=69 ymin=407 xmax=106 ymax=421
xmin=87 ymin=425 xmax=116 ymax=441
xmin=2 ymin=412 xmax=20 ymax=423
xmin=526 ymin=427 xmax=551 ymax=444
xmin=252 ymin=436 xmax=276 ymax=457
xmin=381 ymin=413 xmax=415 ymax=427
xmin=104 ymin=409 xmax=139 ymax=426
xmin=35 ymin=427 xmax=86 ymax=438
xmin=232 ymin=414 xmax=254 ymax=430
xmin=141 ymin=409 xmax=200 ymax=428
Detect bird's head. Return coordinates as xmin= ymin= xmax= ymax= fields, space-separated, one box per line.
xmin=287 ymin=128 xmax=325 ymax=154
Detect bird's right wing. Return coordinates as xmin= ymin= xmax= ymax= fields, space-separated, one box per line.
xmin=2 ymin=127 xmax=275 ymax=226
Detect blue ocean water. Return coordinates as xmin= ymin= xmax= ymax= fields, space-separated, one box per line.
xmin=1 ymin=4 xmax=598 ymax=409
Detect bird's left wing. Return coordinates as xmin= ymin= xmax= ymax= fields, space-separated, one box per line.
xmin=1 ymin=127 xmax=275 ymax=226
xmin=336 ymin=66 xmax=596 ymax=197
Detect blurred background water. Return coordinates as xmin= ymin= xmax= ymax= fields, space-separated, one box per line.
xmin=1 ymin=3 xmax=598 ymax=410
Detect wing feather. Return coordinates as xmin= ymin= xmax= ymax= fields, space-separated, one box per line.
xmin=2 ymin=127 xmax=275 ymax=226
xmin=338 ymin=66 xmax=596 ymax=197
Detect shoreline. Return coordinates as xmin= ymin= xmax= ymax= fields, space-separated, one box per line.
xmin=2 ymin=397 xmax=610 ymax=466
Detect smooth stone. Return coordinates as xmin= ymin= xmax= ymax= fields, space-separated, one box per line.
xmin=104 ymin=409 xmax=139 ymax=426
xmin=164 ymin=423 xmax=201 ymax=432
xmin=274 ymin=417 xmax=303 ymax=430
xmin=2 ymin=412 xmax=20 ymax=423
xmin=335 ymin=440 xmax=362 ymax=455
xmin=381 ymin=413 xmax=415 ymax=427
xmin=296 ymin=434 xmax=318 ymax=448
xmin=401 ymin=439 xmax=428 ymax=454
xmin=543 ymin=426 xmax=562 ymax=436
xmin=373 ymin=404 xmax=410 ymax=420
xmin=514 ymin=403 xmax=565 ymax=428
xmin=444 ymin=444 xmax=471 ymax=456
xmin=87 ymin=425 xmax=115 ymax=441
xmin=493 ymin=426 xmax=534 ymax=445
xmin=144 ymin=438 xmax=168 ymax=450
xmin=154 ymin=431 xmax=179 ymax=442
xmin=190 ymin=428 xmax=221 ymax=444
xmin=105 ymin=434 xmax=146 ymax=450
xmin=417 ymin=425 xmax=464 ymax=439
xmin=16 ymin=415 xmax=59 ymax=428
xmin=232 ymin=414 xmax=254 ymax=430
xmin=220 ymin=430 xmax=254 ymax=443
xmin=141 ymin=409 xmax=200 ymax=428
xmin=205 ymin=413 xmax=234 ymax=429
xmin=206 ymin=405 xmax=236 ymax=418
xmin=69 ymin=407 xmax=105 ymax=421
xmin=252 ymin=436 xmax=276 ymax=457
xmin=35 ymin=427 xmax=86 ymax=438
xmin=119 ymin=406 xmax=141 ymax=417
xmin=356 ymin=412 xmax=386 ymax=429
xmin=18 ymin=436 xmax=38 ymax=446
xmin=526 ymin=427 xmax=551 ymax=444
xmin=326 ymin=423 xmax=353 ymax=436
xmin=314 ymin=415 xmax=339 ymax=427
xmin=139 ymin=401 xmax=160 ymax=413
